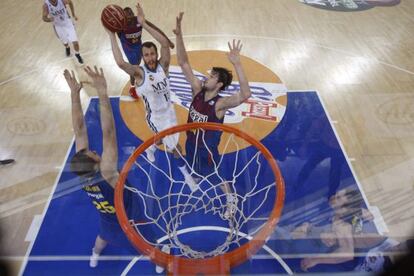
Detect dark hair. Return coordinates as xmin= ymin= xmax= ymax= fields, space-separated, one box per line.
xmin=70 ymin=149 xmax=99 ymax=178
xmin=142 ymin=41 xmax=158 ymax=55
xmin=212 ymin=67 xmax=233 ymax=91
xmin=123 ymin=7 xmax=134 ymax=18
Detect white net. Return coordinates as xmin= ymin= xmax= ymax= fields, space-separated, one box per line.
xmin=123 ymin=125 xmax=280 ymax=260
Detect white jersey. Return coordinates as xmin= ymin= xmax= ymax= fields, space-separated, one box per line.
xmin=136 ymin=63 xmax=178 ymax=149
xmin=137 ymin=63 xmax=173 ymax=117
xmin=45 ymin=0 xmax=72 ymax=26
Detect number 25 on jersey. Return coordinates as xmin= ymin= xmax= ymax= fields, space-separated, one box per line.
xmin=93 ymin=201 xmax=116 ymax=214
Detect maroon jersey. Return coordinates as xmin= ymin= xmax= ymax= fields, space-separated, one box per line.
xmin=118 ymin=17 xmax=142 ymax=48
xmin=187 ymin=89 xmax=224 ymax=147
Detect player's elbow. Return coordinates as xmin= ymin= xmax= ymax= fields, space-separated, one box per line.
xmin=241 ymin=88 xmax=252 ymax=101
xmin=177 ymin=58 xmax=188 ymax=67
xmin=177 ymin=60 xmax=185 ymax=67
xmin=118 ymin=61 xmax=129 ymax=70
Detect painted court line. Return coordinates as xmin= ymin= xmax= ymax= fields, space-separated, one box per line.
xmin=25 ymin=215 xmax=42 ymax=242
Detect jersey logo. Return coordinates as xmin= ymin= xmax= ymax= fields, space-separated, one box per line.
xmin=149 ymin=75 xmax=154 ymax=81
xmin=189 ymin=105 xmax=208 ymax=122
xmin=151 ymin=77 xmax=168 ymax=93
xmin=209 ymin=100 xmax=215 ymax=106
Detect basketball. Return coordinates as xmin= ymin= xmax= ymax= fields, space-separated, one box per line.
xmin=101 ymin=4 xmax=127 ymax=32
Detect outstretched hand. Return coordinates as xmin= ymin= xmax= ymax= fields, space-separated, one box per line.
xmin=84 ymin=66 xmax=107 ymax=92
xmin=227 ymin=39 xmax=243 ymax=65
xmin=63 ymin=69 xmax=82 ymax=94
xmin=173 ymin=12 xmax=184 ymax=36
xmin=136 ymin=2 xmax=145 ymax=25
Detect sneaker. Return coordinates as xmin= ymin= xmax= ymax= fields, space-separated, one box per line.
xmin=155 ymin=245 xmax=170 ymax=273
xmin=145 ymin=146 xmax=156 ymax=162
xmin=89 ymin=250 xmax=100 ymax=268
xmin=65 ymin=47 xmax=71 ymax=57
xmin=75 ymin=53 xmax=84 ymax=64
xmin=129 ymin=86 xmax=139 ymax=100
xmin=224 ymin=194 xmax=238 ymax=219
xmin=184 ymin=174 xmax=198 ymax=192
xmin=0 ymin=159 xmax=15 ymax=166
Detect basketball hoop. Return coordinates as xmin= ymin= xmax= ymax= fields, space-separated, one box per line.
xmin=115 ymin=122 xmax=285 ymax=275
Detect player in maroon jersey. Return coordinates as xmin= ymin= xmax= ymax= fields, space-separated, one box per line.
xmin=174 ymin=13 xmax=251 ymax=218
xmin=174 ymin=12 xmax=252 ymax=176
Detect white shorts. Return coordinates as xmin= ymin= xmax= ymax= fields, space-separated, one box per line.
xmin=53 ymin=21 xmax=78 ymax=44
xmin=146 ymin=106 xmax=179 ymax=151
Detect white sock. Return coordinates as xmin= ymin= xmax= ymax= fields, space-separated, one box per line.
xmin=89 ymin=248 xmax=100 ymax=268
xmin=155 ymin=245 xmax=170 ymax=273
xmin=145 ymin=145 xmax=156 ymax=154
xmin=227 ymin=193 xmax=236 ymax=203
xmin=178 ymin=165 xmax=190 ymax=177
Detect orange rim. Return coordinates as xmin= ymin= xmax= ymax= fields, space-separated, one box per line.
xmin=115 ymin=122 xmax=285 ymax=275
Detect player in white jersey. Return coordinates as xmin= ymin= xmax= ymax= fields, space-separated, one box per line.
xmin=42 ymin=0 xmax=83 ymax=64
xmin=137 ymin=60 xmax=177 ymax=144
xmin=107 ymin=2 xmax=197 ymax=190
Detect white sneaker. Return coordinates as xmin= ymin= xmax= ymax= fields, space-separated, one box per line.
xmin=184 ymin=174 xmax=198 ymax=192
xmin=155 ymin=245 xmax=170 ymax=273
xmin=89 ymin=250 xmax=100 ymax=268
xmin=145 ymin=146 xmax=156 ymax=162
xmin=224 ymin=194 xmax=238 ymax=219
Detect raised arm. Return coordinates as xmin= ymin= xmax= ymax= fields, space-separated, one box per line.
xmin=106 ymin=29 xmax=142 ymax=80
xmin=216 ymin=40 xmax=252 ymax=112
xmin=64 ymin=0 xmax=77 ymax=20
xmin=42 ymin=4 xmax=53 ymax=22
xmin=136 ymin=3 xmax=170 ymax=72
xmin=173 ymin=12 xmax=202 ymax=95
xmin=84 ymin=66 xmax=119 ymax=183
xmin=146 ymin=20 xmax=174 ymax=49
xmin=63 ymin=70 xmax=88 ymax=152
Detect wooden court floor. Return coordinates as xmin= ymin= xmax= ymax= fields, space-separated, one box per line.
xmin=0 ymin=0 xmax=413 ymax=274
